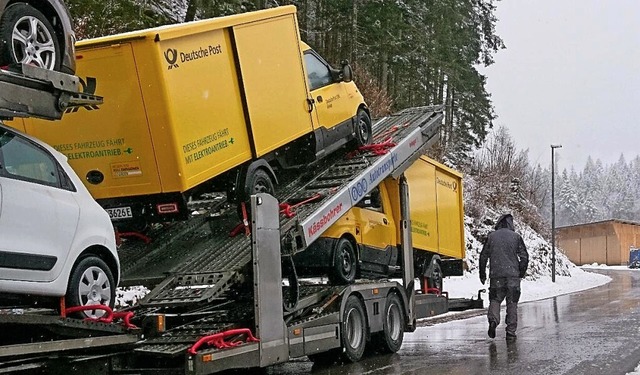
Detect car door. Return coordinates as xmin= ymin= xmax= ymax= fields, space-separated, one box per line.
xmin=304 ymin=51 xmax=353 ymax=132
xmin=0 ymin=129 xmax=79 ymax=282
xmin=352 ymin=187 xmax=396 ymax=275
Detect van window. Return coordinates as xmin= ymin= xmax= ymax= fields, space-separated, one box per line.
xmin=304 ymin=53 xmax=332 ymax=91
xmin=356 ymin=187 xmax=384 ymax=212
xmin=0 ymin=130 xmax=59 ymax=186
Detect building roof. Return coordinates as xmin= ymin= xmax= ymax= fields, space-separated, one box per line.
xmin=557 ymin=219 xmax=640 ymax=230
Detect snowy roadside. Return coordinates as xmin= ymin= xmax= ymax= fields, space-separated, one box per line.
xmin=415 ymin=263 xmax=613 ymax=326
xmin=444 ymin=264 xmax=612 ymax=305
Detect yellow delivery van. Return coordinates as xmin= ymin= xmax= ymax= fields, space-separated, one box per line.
xmin=12 ymin=6 xmax=370 ymax=226
xmin=294 ymin=156 xmax=465 ymax=288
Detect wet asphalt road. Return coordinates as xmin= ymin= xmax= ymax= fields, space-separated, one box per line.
xmin=260 ymin=269 xmax=640 ymax=375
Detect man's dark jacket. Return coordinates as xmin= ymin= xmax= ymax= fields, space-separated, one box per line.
xmin=479 ymin=214 xmax=529 ymax=280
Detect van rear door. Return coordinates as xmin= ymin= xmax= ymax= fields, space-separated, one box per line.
xmin=21 ymin=43 xmax=163 ymax=201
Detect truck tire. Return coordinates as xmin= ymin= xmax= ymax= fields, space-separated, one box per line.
xmin=329 ymin=238 xmax=357 ymax=285
xmin=340 ymin=295 xmax=367 ymax=363
xmin=0 ymin=3 xmax=61 ymax=71
xmin=374 ymin=293 xmax=405 ymax=353
xmin=66 ymin=256 xmax=116 ymax=319
xmin=354 ymin=109 xmax=372 ymax=147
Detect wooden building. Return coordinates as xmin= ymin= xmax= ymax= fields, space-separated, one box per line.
xmin=557 ymin=220 xmax=640 ymax=266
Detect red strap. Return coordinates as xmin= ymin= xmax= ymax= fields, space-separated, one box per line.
xmin=188 ymin=328 xmax=260 ymax=355
xmin=112 ymin=311 xmax=138 ymax=329
xmin=64 ymin=305 xmax=138 ymax=329
xmin=116 ymin=231 xmax=152 ymax=245
xmin=358 ymin=141 xmax=397 ymax=155
xmin=229 ymin=202 xmax=252 ymax=237
xmin=279 ymin=193 xmax=323 ymax=218
xmin=240 ymin=202 xmax=250 ymax=236
xmin=65 ymin=304 xmax=114 ymax=322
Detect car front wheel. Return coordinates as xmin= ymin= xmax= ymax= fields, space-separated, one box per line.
xmin=66 ymin=256 xmax=116 ymax=318
xmin=0 ymin=3 xmax=61 ymax=71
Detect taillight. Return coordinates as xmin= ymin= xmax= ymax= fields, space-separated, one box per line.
xmin=157 ymin=203 xmax=179 ymax=214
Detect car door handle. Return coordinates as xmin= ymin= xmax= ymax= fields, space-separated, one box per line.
xmin=316 ymin=95 xmax=323 ymax=103
xmin=306 ymin=98 xmax=315 ymax=112
xmin=383 ymin=218 xmax=388 ymax=225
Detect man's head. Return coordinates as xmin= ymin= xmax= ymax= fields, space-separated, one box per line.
xmin=495 ymin=213 xmax=515 ymax=231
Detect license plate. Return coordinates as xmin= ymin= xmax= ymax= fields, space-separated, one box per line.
xmin=106 ymin=206 xmax=133 ymax=220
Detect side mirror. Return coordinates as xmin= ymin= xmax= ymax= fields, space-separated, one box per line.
xmin=341 ymin=60 xmax=353 ymax=83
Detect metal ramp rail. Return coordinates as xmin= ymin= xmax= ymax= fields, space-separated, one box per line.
xmin=0 ymin=64 xmax=103 ymax=120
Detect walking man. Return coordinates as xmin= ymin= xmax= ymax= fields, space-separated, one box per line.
xmin=479 ymin=213 xmax=529 ymax=341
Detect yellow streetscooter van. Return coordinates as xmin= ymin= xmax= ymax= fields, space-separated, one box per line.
xmin=294 ymin=156 xmax=465 ymax=288
xmin=12 ymin=6 xmax=370 ymax=227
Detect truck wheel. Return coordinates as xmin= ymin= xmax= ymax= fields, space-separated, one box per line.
xmin=354 ymin=110 xmax=372 ymax=147
xmin=66 ymin=256 xmax=115 ymax=319
xmin=0 ymin=3 xmax=61 ymax=71
xmin=340 ymin=295 xmax=367 ymax=363
xmin=375 ymin=293 xmax=405 ymax=353
xmin=329 ymin=238 xmax=357 ymax=285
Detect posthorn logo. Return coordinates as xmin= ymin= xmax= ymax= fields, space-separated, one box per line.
xmin=164 ymin=48 xmax=179 ymax=70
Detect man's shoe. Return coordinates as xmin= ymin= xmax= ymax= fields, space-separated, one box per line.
xmin=488 ymin=322 xmax=497 ymax=338
xmin=506 ymin=332 xmax=517 ymax=341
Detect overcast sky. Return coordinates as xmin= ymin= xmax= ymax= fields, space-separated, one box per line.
xmin=484 ymin=0 xmax=640 ymax=172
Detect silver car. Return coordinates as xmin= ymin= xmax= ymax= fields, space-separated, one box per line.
xmin=0 ymin=123 xmax=118 ymax=317
xmin=0 ymin=0 xmax=76 ymax=74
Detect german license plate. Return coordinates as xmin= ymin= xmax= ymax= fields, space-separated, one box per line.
xmin=106 ymin=206 xmax=133 ymax=220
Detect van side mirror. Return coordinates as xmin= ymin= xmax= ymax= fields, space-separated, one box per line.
xmin=341 ymin=60 xmax=353 ymax=82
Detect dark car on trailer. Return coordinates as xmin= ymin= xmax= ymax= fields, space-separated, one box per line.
xmin=0 ymin=0 xmax=75 ymax=74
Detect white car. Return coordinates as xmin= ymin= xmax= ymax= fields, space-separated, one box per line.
xmin=0 ymin=123 xmax=119 ymax=317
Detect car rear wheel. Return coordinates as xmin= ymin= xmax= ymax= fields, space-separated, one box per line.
xmin=237 ymin=168 xmax=275 ymax=219
xmin=427 ymin=260 xmax=443 ymax=292
xmin=66 ymin=256 xmax=115 ymax=319
xmin=354 ymin=109 xmax=372 ymax=147
xmin=328 ymin=238 xmax=357 ymax=285
xmin=0 ymin=3 xmax=61 ymax=71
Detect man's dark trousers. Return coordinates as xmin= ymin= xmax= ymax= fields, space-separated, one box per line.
xmin=488 ymin=277 xmax=521 ymax=335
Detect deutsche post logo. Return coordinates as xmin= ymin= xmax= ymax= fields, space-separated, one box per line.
xmin=164 ymin=48 xmax=179 ymax=70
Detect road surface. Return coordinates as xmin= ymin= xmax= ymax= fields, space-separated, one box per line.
xmin=262 ymin=269 xmax=640 ymax=375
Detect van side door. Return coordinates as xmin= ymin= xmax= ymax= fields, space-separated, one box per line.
xmin=303 ymin=51 xmax=354 ymax=141
xmin=353 ymin=186 xmax=397 ymax=277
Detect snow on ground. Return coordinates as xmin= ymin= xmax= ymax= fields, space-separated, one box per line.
xmin=116 ymin=286 xmax=149 ymax=309
xmin=444 ymin=265 xmax=611 ymax=305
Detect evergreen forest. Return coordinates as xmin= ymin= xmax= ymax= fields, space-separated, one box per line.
xmin=65 ymin=0 xmax=636 ymax=232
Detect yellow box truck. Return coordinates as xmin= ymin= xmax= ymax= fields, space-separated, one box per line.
xmin=294 ymin=155 xmax=464 ymax=288
xmin=11 ymin=6 xmax=370 ymax=227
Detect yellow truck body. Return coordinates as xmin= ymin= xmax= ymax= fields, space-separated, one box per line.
xmin=295 ymin=155 xmax=464 ymax=285
xmin=11 ymin=6 xmax=369 ymax=224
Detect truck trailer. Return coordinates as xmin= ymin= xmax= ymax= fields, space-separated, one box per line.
xmin=0 ymin=15 xmax=481 ymax=369
xmin=11 ymin=6 xmax=371 ymax=227
xmin=0 ymin=105 xmax=483 ymax=374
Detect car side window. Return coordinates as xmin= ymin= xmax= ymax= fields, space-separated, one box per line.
xmin=0 ymin=130 xmax=59 ymax=186
xmin=304 ymin=52 xmax=332 ymax=91
xmin=355 ymin=187 xmax=384 ymax=213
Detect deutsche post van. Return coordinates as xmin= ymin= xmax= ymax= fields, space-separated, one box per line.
xmin=12 ymin=6 xmax=370 ymax=227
